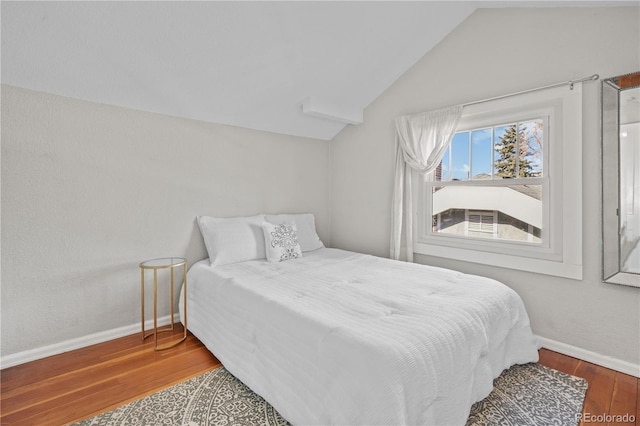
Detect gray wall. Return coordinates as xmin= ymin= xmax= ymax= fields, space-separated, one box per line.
xmin=1 ymin=86 xmax=331 ymax=357
xmin=330 ymin=7 xmax=640 ymax=365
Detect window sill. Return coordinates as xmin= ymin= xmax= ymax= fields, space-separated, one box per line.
xmin=414 ymin=242 xmax=583 ymax=280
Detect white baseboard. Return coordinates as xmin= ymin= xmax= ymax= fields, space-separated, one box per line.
xmin=537 ymin=335 xmax=640 ymax=378
xmin=0 ymin=315 xmax=172 ymax=369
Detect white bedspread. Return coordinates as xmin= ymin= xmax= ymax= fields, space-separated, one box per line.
xmin=182 ymin=248 xmax=539 ymax=425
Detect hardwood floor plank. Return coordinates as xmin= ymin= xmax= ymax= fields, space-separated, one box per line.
xmin=538 ymin=347 xmax=580 ymax=375
xmin=572 ymin=360 xmax=617 ymax=426
xmin=2 ymin=332 xmax=205 ymax=403
xmin=607 ymin=371 xmax=637 ymax=426
xmin=637 ymin=379 xmax=640 ymax=425
xmin=1 ymin=333 xmax=145 ymax=390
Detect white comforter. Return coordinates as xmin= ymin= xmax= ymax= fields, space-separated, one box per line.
xmin=182 ymin=248 xmax=539 ymax=425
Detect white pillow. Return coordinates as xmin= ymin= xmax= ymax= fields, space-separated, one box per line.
xmin=262 ymin=222 xmax=303 ymax=263
xmin=264 ymin=213 xmax=324 ymax=252
xmin=197 ymin=215 xmax=266 ymax=266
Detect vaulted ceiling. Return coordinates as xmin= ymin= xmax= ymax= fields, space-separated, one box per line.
xmin=2 ymin=1 xmax=634 ymax=140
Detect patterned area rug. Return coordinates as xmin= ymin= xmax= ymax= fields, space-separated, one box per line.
xmin=76 ymin=363 xmax=587 ymax=426
xmin=466 ymin=363 xmax=587 ymax=426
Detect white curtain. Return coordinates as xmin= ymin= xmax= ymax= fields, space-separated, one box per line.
xmin=391 ymin=105 xmax=463 ymax=261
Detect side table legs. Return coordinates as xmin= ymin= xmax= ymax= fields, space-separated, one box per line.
xmin=140 ymin=260 xmax=187 ymax=350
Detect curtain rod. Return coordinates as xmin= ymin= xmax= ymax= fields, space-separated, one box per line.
xmin=463 ymin=74 xmax=599 ymax=108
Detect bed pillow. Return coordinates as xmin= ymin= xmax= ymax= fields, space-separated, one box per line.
xmin=264 ymin=213 xmax=324 ymax=252
xmin=262 ymin=222 xmax=303 ymax=263
xmin=197 ymin=214 xmax=266 ymax=266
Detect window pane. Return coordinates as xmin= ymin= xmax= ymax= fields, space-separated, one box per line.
xmin=434 ymin=208 xmax=466 ymax=235
xmin=468 ymin=211 xmax=496 ymax=236
xmin=436 ymin=146 xmax=451 ymax=181
xmin=494 ymin=124 xmax=517 ymax=178
xmin=497 ymin=212 xmax=542 ymax=243
xmin=471 ymin=128 xmax=492 ymax=179
xmin=431 ymin=184 xmax=542 ymax=243
xmin=518 ymin=119 xmax=543 ymax=177
xmin=451 ymin=132 xmax=470 ymax=181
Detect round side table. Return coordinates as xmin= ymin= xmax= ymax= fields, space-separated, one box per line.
xmin=139 ymin=257 xmax=187 ymax=350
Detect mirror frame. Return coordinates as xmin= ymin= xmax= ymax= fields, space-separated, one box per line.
xmin=602 ymin=71 xmax=640 ymax=287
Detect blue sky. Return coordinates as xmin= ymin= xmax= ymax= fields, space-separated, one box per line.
xmin=440 ymin=119 xmax=543 ymax=180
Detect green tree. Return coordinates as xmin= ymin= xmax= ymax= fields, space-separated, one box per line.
xmin=494 ymin=124 xmax=534 ymax=178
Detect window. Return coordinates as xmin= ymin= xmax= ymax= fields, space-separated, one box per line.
xmin=467 ymin=211 xmax=497 ymax=235
xmin=432 ymin=118 xmax=545 ymax=244
xmin=414 ymin=84 xmax=583 ymax=279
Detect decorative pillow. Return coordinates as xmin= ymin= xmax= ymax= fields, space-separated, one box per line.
xmin=262 ymin=222 xmax=303 ymax=263
xmin=197 ymin=215 xmax=266 ymax=266
xmin=264 ymin=213 xmax=324 ymax=252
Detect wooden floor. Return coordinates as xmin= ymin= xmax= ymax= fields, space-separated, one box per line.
xmin=538 ymin=349 xmax=639 ymax=426
xmin=0 ymin=326 xmax=221 ymax=425
xmin=1 ymin=326 xmax=638 ymax=425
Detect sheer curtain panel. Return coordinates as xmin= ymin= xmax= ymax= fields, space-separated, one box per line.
xmin=391 ymin=105 xmax=462 ymax=261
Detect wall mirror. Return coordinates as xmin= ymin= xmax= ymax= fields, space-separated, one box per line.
xmin=602 ymin=71 xmax=640 ymax=287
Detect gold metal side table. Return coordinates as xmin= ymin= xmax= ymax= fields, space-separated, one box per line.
xmin=139 ymin=257 xmax=187 ymax=350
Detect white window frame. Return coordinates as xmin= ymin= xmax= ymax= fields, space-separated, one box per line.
xmin=414 ymin=84 xmax=583 ymax=280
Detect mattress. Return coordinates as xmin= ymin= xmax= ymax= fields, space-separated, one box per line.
xmin=181 ymin=248 xmax=539 ymax=425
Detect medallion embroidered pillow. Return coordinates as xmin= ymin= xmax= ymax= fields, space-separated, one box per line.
xmin=262 ymin=222 xmax=303 ymax=262
xmin=264 ymin=213 xmax=324 ymax=252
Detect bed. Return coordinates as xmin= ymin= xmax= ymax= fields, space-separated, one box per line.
xmin=181 ymin=214 xmax=540 ymax=425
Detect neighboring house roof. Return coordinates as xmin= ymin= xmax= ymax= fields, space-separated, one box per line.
xmin=510 ymin=184 xmax=542 ymax=200
xmin=432 ymin=186 xmax=542 ymax=228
